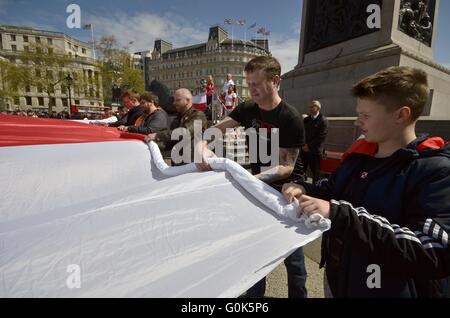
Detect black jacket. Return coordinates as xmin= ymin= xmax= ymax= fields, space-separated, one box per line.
xmin=127 ymin=109 xmax=169 ymax=135
xmin=109 ymin=106 xmax=144 ymax=127
xmin=304 ymin=113 xmax=328 ymax=154
xmin=300 ymin=135 xmax=450 ymax=298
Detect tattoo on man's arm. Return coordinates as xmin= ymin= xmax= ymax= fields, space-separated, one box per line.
xmin=280 ymin=148 xmax=300 ymax=169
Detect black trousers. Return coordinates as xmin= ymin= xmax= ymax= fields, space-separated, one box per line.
xmin=301 ymin=151 xmax=322 ymax=185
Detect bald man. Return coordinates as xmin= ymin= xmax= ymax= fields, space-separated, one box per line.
xmin=146 ymin=88 xmax=207 ymax=165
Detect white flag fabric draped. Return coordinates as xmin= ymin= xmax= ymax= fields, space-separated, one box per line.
xmin=0 ymin=115 xmax=327 ymax=297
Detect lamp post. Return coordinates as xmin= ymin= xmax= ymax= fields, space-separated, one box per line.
xmin=65 ymin=73 xmax=73 ymax=116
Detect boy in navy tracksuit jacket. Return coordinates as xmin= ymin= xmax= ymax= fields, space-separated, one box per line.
xmin=282 ymin=66 xmax=450 ymax=298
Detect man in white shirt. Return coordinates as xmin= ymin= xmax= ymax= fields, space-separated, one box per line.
xmin=222 ymin=73 xmax=235 ymax=94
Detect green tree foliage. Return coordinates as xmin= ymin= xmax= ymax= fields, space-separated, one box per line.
xmin=0 ymin=58 xmax=28 ymax=111
xmin=97 ymin=35 xmax=144 ymax=104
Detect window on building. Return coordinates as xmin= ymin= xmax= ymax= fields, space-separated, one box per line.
xmin=25 ymin=96 xmax=32 ymax=105
xmin=10 ymin=34 xmax=16 ymax=41
xmin=14 ymin=97 xmax=20 ymax=105
xmin=82 ymin=48 xmax=86 ymax=54
xmin=36 ymin=37 xmax=41 ymax=43
xmin=25 ymin=85 xmax=31 ymax=92
xmin=49 ymin=97 xmax=56 ymax=107
xmin=23 ymin=35 xmax=28 ymax=42
xmin=38 ymin=97 xmax=44 ymax=106
xmin=62 ymin=98 xmax=68 ymax=107
xmin=37 ymin=84 xmax=43 ymax=93
xmin=75 ymin=99 xmax=80 ymax=105
xmin=24 ymin=45 xmax=29 ymax=52
xmin=11 ymin=45 xmax=17 ymax=51
xmin=47 ymin=38 xmax=52 ymax=45
xmin=90 ymin=102 xmax=95 ymax=106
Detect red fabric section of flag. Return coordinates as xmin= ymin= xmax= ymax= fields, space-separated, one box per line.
xmin=0 ymin=114 xmax=144 ymax=147
xmin=192 ymin=103 xmax=207 ymax=111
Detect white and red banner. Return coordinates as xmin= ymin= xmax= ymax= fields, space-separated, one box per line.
xmin=192 ymin=92 xmax=207 ymax=111
xmin=0 ymin=115 xmax=326 ymax=297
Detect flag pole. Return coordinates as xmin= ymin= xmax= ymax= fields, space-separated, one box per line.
xmin=91 ymin=24 xmax=96 ymax=61
xmin=231 ymin=21 xmax=234 ymax=50
xmin=244 ymin=27 xmax=246 ymax=49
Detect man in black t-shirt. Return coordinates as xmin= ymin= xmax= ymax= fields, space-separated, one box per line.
xmin=198 ymin=56 xmax=307 ymax=298
xmin=229 ymin=100 xmax=306 ymax=188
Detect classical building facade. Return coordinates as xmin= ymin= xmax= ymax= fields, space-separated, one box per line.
xmin=148 ymin=26 xmax=271 ymax=98
xmin=0 ymin=25 xmax=103 ymax=112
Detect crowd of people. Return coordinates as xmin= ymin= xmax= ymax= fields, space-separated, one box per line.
xmin=0 ymin=108 xmax=121 ymax=121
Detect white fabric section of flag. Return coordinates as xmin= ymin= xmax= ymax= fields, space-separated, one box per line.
xmin=192 ymin=93 xmax=207 ymax=105
xmin=72 ymin=116 xmax=118 ymax=125
xmin=0 ymin=141 xmax=326 ymax=297
xmin=148 ymin=142 xmax=330 ymax=230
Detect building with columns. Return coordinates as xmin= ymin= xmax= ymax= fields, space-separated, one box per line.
xmin=0 ymin=24 xmax=103 ymax=112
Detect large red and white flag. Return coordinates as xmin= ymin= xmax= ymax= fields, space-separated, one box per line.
xmin=0 ymin=115 xmax=326 ymax=297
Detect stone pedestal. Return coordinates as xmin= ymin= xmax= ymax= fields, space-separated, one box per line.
xmin=280 ymin=0 xmax=450 ymax=119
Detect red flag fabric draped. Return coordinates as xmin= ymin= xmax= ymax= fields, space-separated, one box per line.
xmin=0 ymin=114 xmax=144 ymax=147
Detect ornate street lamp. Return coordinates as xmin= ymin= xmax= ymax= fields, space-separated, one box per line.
xmin=65 ymin=73 xmax=73 ymax=115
